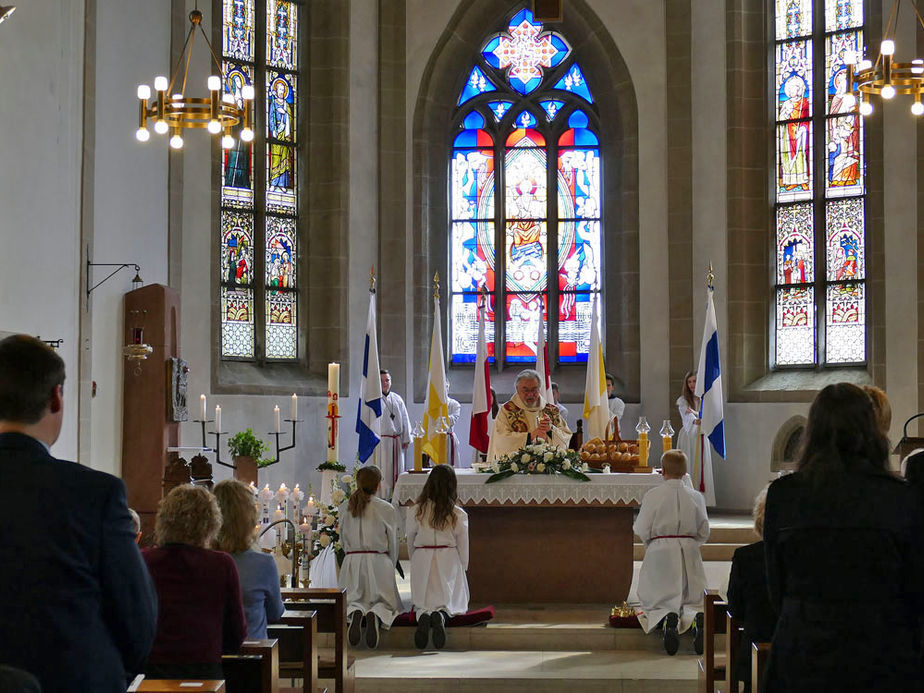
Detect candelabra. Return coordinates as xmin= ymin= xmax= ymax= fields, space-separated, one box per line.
xmin=261 ymin=418 xmax=301 ymax=467
xmin=259 ymin=518 xmax=301 ymax=588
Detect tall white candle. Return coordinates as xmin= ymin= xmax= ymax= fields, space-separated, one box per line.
xmin=327 ymin=363 xmax=340 ymax=462
xmin=328 ymin=362 xmax=340 ymax=393
xmin=291 ymin=393 xmax=297 ymax=421
xmin=215 ymin=404 xmax=221 ymax=433
xmin=274 ymin=405 xmax=281 ymax=432
xmin=200 ymin=394 xmax=206 ymax=421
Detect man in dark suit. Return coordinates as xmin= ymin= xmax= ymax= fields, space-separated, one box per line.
xmin=0 ymin=335 xmax=158 ymax=692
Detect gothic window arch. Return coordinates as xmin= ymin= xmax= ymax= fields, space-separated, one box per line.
xmin=218 ymin=0 xmax=301 ymax=362
xmin=449 ymin=7 xmax=602 ymax=366
xmin=773 ymin=0 xmax=866 ymax=367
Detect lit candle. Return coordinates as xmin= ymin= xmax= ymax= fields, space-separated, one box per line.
xmin=326 ymin=363 xmax=340 ymax=463
xmin=277 ymin=482 xmax=289 ymax=502
xmin=291 ymin=393 xmax=298 ymax=421
xmin=260 ymin=484 xmax=274 ymax=505
xmin=215 ymin=404 xmax=221 ymax=433
xmin=274 ymin=504 xmax=284 ymax=520
xmin=274 ymin=405 xmax=281 ymax=432
xmin=248 ymin=481 xmax=257 ymax=495
xmin=662 ymin=435 xmax=672 ymax=454
xmin=299 ymin=516 xmax=311 ymax=535
xmin=200 ymin=394 xmax=207 ymax=421
xmin=306 ymin=496 xmax=316 ymax=516
xmin=638 ymin=432 xmax=649 ymax=467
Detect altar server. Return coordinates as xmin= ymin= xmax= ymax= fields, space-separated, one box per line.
xmin=487 ymin=369 xmax=571 ymax=463
xmin=407 ymin=465 xmax=470 ymax=650
xmin=379 ymin=369 xmax=411 ymax=496
xmin=606 ymin=373 xmax=626 ymax=431
xmin=446 ymin=388 xmax=464 ymax=467
xmin=338 ymin=465 xmax=402 ymax=649
xmin=676 ymin=371 xmax=715 ymax=506
xmin=634 ymin=450 xmax=709 ymax=655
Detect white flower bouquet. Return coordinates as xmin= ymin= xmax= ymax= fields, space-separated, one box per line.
xmin=483 ymin=442 xmax=591 ymax=483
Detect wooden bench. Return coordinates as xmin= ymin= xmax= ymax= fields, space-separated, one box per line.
xmin=751 ymin=641 xmax=771 ymax=693
xmin=222 ymin=638 xmax=280 ymax=693
xmin=137 ymin=681 xmax=225 ymax=692
xmin=281 ymin=588 xmax=354 ymax=693
xmin=724 ymin=610 xmax=743 ymax=693
xmin=697 ymin=589 xmax=728 ymax=692
xmin=268 ymin=610 xmax=319 ymax=693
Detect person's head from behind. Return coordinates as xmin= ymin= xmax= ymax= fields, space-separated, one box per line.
xmin=862 ymin=385 xmax=892 ymax=437
xmin=213 ymin=479 xmax=259 ymax=553
xmin=416 ymin=464 xmax=459 ymax=531
xmin=128 ymin=508 xmax=143 ymax=544
xmin=348 ymin=465 xmax=382 ymax=517
xmin=0 ymin=335 xmax=66 ymax=445
xmin=661 ymin=449 xmax=687 ymax=480
xmin=903 ymin=450 xmax=924 ymax=486
xmin=752 ymin=485 xmax=769 ymax=540
xmin=515 ymin=369 xmax=542 ymax=408
xmin=490 ymin=386 xmax=499 ymax=418
xmin=798 ymin=382 xmax=889 ymax=483
xmin=155 ymin=484 xmax=222 ymax=548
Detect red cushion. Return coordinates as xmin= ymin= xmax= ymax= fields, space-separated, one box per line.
xmin=393 ymin=606 xmax=496 ymax=627
xmin=608 ymin=613 xmax=641 ymax=628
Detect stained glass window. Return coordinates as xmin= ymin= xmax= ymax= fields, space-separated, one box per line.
xmin=449 ymin=8 xmax=601 ymax=366
xmin=773 ymin=0 xmax=866 ymax=367
xmin=220 ymin=0 xmax=301 ymax=361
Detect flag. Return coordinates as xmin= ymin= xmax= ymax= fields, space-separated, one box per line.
xmin=695 ymin=285 xmax=726 ymax=460
xmin=582 ymin=297 xmax=610 ymax=440
xmin=422 ymin=295 xmax=450 ymax=463
xmin=535 ymin=304 xmax=554 ymax=403
xmin=355 ymin=290 xmax=383 ymax=463
xmin=469 ymin=298 xmax=491 ymax=454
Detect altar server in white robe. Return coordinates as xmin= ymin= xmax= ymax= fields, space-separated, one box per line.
xmin=379 ymin=369 xmax=411 ymax=496
xmin=606 ymin=373 xmax=626 ymax=434
xmin=338 ymin=465 xmax=402 ymax=649
xmin=406 ymin=465 xmax=470 ymax=650
xmin=446 ymin=389 xmax=464 ymax=468
xmin=676 ymin=371 xmax=716 ymax=507
xmin=634 ymin=450 xmax=709 ymax=656
xmin=487 ymin=369 xmax=571 ymax=464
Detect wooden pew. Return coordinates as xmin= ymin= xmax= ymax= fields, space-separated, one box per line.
xmin=137 ymin=681 xmax=225 ymax=692
xmin=222 ymin=638 xmax=280 ymax=693
xmin=697 ymin=589 xmax=727 ymax=693
xmin=724 ymin=610 xmax=743 ymax=693
xmin=281 ymin=588 xmax=354 ymax=693
xmin=751 ymin=641 xmax=771 ymax=693
xmin=268 ymin=610 xmax=319 ymax=693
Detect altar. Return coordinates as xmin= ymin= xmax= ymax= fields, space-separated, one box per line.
xmin=393 ymin=469 xmax=662 ymax=604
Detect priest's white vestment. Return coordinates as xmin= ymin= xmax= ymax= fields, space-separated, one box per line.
xmin=338 ymin=496 xmax=403 ymax=627
xmin=406 ymin=503 xmax=470 ymax=617
xmin=633 ymin=478 xmax=709 ymax=634
xmin=486 ymin=394 xmax=571 ymax=464
xmin=379 ymin=390 xmax=411 ymax=496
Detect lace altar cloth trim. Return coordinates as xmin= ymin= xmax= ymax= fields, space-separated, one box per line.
xmin=393 ymin=469 xmax=662 ymax=506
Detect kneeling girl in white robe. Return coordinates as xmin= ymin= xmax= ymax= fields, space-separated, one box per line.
xmin=406 ymin=464 xmax=470 ymax=650
xmin=633 ymin=450 xmax=710 ymax=655
xmin=338 ymin=465 xmax=402 ymax=649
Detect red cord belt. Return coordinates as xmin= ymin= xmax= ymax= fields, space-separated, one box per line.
xmin=650 ymin=535 xmax=695 ymax=540
xmin=417 ymin=545 xmax=450 ymax=549
xmin=345 ymin=550 xmax=386 ymax=555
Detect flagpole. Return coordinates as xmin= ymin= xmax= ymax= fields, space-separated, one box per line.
xmin=694 ymin=263 xmax=714 ymax=490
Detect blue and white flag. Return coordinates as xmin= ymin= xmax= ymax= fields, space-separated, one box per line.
xmin=356 ymin=290 xmax=383 ymax=463
xmin=695 ymin=285 xmax=726 ymax=459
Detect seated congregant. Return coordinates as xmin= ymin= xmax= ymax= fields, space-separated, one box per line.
xmin=213 ymin=479 xmax=285 ymax=640
xmin=486 ymin=369 xmax=571 ymax=463
xmin=633 ymin=450 xmax=709 ymax=655
xmin=143 ymin=484 xmax=247 ymax=680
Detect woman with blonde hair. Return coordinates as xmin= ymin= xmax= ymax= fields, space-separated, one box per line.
xmin=214 ymin=479 xmax=284 ymax=640
xmin=407 ymin=464 xmax=470 ymax=650
xmin=143 ymin=484 xmax=246 ymax=680
xmin=338 ymin=465 xmax=401 ymax=649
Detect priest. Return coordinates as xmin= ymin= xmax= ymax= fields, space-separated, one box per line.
xmin=487 ymin=369 xmax=571 ymax=463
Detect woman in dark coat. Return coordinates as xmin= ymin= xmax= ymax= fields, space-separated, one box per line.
xmin=762 ymin=383 xmax=924 ymax=692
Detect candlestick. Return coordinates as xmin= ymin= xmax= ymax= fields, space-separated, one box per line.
xmin=200 ymin=393 xmax=207 ymax=421
xmin=291 ymin=393 xmax=297 ymax=421
xmin=638 ymin=432 xmax=649 ymax=467
xmin=274 ymin=405 xmax=281 ymax=433
xmin=299 ymin=516 xmax=311 ymax=536
xmin=215 ymin=405 xmax=221 ymax=433
xmin=659 ymin=420 xmax=675 ymax=455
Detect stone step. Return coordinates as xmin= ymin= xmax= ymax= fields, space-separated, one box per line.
xmin=352 ymin=648 xmax=700 ymax=692
xmin=633 ymin=542 xmax=746 ymax=561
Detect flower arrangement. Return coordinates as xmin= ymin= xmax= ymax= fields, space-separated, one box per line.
xmin=482 ymin=442 xmax=591 ymax=483
xmin=308 ymin=469 xmax=357 ymax=566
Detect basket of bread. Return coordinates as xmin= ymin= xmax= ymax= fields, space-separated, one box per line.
xmin=579 ymin=418 xmax=642 ymax=472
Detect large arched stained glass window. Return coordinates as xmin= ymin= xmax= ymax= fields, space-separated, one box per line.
xmin=773 ymin=0 xmax=866 ymax=366
xmin=219 ymin=0 xmax=300 ymax=361
xmin=449 ymin=8 xmax=602 ymax=365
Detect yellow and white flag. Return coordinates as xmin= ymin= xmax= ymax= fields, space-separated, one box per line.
xmin=582 ymin=296 xmax=610 ymax=440
xmin=422 ymin=295 xmax=450 ymax=463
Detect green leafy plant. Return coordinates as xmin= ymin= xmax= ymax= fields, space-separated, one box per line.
xmin=227 ymin=428 xmax=271 ymax=465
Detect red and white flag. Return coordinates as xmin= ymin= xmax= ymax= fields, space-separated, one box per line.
xmin=469 ymin=298 xmax=492 ymax=453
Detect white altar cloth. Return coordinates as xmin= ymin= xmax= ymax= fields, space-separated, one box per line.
xmin=393 ymin=468 xmax=662 ymax=507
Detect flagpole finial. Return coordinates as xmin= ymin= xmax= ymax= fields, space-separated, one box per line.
xmin=706 ymin=263 xmax=714 ymax=290
xmin=369 ymin=265 xmax=376 ymax=293
xmin=433 ymin=272 xmax=440 ymax=300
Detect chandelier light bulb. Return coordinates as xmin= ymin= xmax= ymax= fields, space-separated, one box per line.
xmin=842 ymin=50 xmax=857 ymax=66
xmin=857 ymin=59 xmax=872 ymax=71
xmin=240 ymin=127 xmax=254 ymax=142
xmin=913 ymin=60 xmax=924 ymax=75
xmin=137 ymin=84 xmax=151 ymax=100
xmin=154 ymin=75 xmax=169 ymax=92
xmin=135 ymin=127 xmax=150 ymax=142
xmin=880 ymin=39 xmax=895 ymax=56
xmin=859 ymin=100 xmax=874 ymax=116
xmin=153 ymin=119 xmax=169 ymax=135
xmin=912 ymin=101 xmax=924 ymax=116
xmin=842 ymin=92 xmax=857 ymax=109
xmin=207 ymin=119 xmax=222 ymax=134
xmin=222 ymin=93 xmax=235 ymax=104
xmin=241 ymin=85 xmax=255 ymax=100
xmin=207 ymin=75 xmax=221 ymax=91
xmin=169 ymin=133 xmax=184 ymax=149
xmin=881 ymin=84 xmax=896 ymax=100
xmin=221 ymin=134 xmax=235 ymax=149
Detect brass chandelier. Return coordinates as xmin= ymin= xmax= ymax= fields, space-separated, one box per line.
xmin=846 ymin=0 xmax=924 ymax=116
xmin=135 ymin=9 xmax=253 ymax=149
